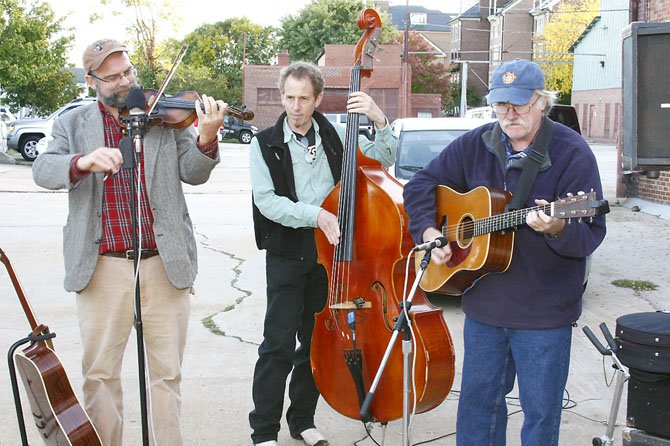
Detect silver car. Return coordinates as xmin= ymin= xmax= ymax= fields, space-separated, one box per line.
xmin=6 ymin=97 xmax=96 ymax=161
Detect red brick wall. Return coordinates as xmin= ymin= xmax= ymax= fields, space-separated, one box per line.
xmin=410 ymin=94 xmax=442 ymax=117
xmin=243 ymin=45 xmax=411 ymax=130
xmin=572 ymin=88 xmax=621 ymax=144
xmin=627 ymin=171 xmax=670 ymax=204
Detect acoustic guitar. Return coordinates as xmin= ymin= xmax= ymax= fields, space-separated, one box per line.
xmin=417 ymin=186 xmax=609 ymax=296
xmin=1 ymin=247 xmax=101 ymax=446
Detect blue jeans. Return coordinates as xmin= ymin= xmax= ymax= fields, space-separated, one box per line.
xmin=456 ymin=316 xmax=572 ymax=446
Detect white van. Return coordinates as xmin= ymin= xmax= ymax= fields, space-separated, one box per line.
xmin=464 ymin=106 xmax=495 ymax=119
xmin=388 ymin=117 xmax=493 ymax=183
xmin=323 ymin=112 xmax=375 ymax=140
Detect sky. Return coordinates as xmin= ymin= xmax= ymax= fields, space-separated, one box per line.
xmin=46 ymin=0 xmax=466 ymax=65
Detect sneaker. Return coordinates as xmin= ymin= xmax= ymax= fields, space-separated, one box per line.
xmin=296 ymin=428 xmax=329 ymax=446
xmin=254 ymin=441 xmax=278 ymax=446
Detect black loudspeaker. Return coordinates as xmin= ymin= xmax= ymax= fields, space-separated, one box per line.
xmin=626 ymin=369 xmax=670 ymax=439
xmin=622 ymin=22 xmax=670 ymax=172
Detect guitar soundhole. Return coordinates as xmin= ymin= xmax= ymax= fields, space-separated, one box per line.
xmin=457 ymin=216 xmax=474 ymax=247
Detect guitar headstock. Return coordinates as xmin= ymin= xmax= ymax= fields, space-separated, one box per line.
xmin=553 ymin=191 xmax=610 ymax=219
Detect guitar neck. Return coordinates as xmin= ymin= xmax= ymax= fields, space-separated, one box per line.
xmin=474 ymin=204 xmax=550 ymax=236
xmin=1 ymin=248 xmax=41 ymax=332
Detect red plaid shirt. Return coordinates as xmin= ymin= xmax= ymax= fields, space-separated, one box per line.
xmin=69 ymin=102 xmax=218 ymax=254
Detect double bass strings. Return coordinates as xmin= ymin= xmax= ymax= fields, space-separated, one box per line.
xmin=329 ymin=63 xmax=364 ymax=336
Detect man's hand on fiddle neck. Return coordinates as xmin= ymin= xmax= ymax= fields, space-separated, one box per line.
xmin=195 ymin=94 xmax=227 ymax=146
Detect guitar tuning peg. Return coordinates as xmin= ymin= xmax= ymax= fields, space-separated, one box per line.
xmin=566 ymin=192 xmax=573 ymax=197
xmin=577 ymin=191 xmax=585 ymax=195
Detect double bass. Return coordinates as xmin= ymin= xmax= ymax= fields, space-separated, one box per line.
xmin=311 ymin=9 xmax=455 ymax=422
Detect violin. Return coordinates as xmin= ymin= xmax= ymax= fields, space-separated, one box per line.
xmin=122 ymin=88 xmax=254 ymax=130
xmin=119 ymin=44 xmax=254 ymax=129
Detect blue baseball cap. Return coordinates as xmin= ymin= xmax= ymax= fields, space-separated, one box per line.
xmin=486 ymin=59 xmax=545 ymax=105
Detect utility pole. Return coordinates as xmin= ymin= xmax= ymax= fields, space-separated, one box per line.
xmin=460 ymin=61 xmax=468 ymax=117
xmin=242 ymin=32 xmax=249 ymax=65
xmin=401 ymin=0 xmax=410 ymax=118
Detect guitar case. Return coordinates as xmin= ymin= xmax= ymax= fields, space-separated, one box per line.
xmin=615 ymin=311 xmax=670 ymax=439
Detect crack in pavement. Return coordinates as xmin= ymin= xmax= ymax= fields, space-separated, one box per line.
xmin=197 ymin=233 xmax=258 ymax=345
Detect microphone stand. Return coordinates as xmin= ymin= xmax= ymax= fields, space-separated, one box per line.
xmin=120 ymin=109 xmax=150 ymax=446
xmin=360 ymin=248 xmax=433 ymax=446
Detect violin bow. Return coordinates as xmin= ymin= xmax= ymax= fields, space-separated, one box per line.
xmin=146 ymin=44 xmax=189 ymax=116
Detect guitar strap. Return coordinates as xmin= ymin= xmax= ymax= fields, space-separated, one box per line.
xmin=505 ymin=117 xmax=556 ymax=211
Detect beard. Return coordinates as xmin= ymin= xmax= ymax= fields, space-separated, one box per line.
xmin=97 ymin=81 xmax=140 ymax=109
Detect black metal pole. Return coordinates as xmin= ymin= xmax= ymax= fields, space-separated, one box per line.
xmin=120 ymin=132 xmax=149 ymax=446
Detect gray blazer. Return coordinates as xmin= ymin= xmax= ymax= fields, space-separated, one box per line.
xmin=32 ymin=101 xmax=220 ymax=292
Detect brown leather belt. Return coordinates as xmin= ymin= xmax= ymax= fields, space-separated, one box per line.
xmin=102 ymin=249 xmax=159 ymax=261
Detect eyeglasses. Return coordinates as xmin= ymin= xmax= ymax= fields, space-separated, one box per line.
xmin=89 ymin=65 xmax=136 ymax=84
xmin=491 ymin=97 xmax=541 ymax=116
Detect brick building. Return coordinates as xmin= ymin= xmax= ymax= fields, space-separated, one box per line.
xmin=570 ymin=0 xmax=628 ymax=144
xmin=242 ymin=44 xmax=442 ymax=131
xmin=449 ymin=0 xmax=493 ymax=106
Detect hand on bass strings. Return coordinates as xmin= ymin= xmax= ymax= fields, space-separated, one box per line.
xmin=195 ymin=94 xmax=227 ymax=146
xmin=77 ymin=147 xmax=123 ymax=176
xmin=346 ymin=91 xmax=387 ymax=129
xmin=422 ymin=226 xmax=452 ymax=265
xmin=527 ymin=199 xmax=565 ymax=237
xmin=317 ymin=209 xmax=341 ymax=245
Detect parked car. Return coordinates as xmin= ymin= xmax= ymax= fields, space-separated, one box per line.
xmin=219 ymin=115 xmax=258 ymax=144
xmin=388 ymin=117 xmax=494 ymax=183
xmin=323 ymin=112 xmax=375 ymax=140
xmin=6 ymin=97 xmax=97 ymax=161
xmin=0 ymin=105 xmax=16 ymax=124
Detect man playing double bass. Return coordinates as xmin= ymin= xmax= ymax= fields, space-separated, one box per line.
xmin=32 ymin=38 xmax=227 ymax=445
xmin=248 ymin=61 xmax=397 ymax=446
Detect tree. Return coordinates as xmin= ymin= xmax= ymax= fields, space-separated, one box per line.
xmin=182 ymin=17 xmax=279 ymax=102
xmin=0 ymin=0 xmax=79 ymax=116
xmin=391 ymin=31 xmax=453 ymax=110
xmin=280 ymin=0 xmax=398 ymax=62
xmin=93 ymin=0 xmax=178 ymax=90
xmin=534 ymin=0 xmax=599 ymax=103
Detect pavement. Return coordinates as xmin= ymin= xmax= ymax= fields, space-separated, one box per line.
xmin=0 ymin=143 xmax=669 ymax=446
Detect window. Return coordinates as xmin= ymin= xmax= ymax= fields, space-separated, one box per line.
xmin=410 ymin=13 xmax=427 ymax=26
xmin=257 ymin=88 xmax=281 ymax=105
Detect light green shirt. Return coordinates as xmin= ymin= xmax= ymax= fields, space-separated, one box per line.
xmin=250 ymin=116 xmax=398 ymax=229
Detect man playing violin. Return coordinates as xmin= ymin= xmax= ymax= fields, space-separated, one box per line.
xmin=33 ymin=38 xmax=226 ymax=445
xmin=248 ymin=61 xmax=397 ymax=446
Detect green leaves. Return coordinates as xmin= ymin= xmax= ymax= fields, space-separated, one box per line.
xmin=279 ymin=0 xmax=396 ymax=62
xmin=0 ymin=0 xmax=79 ymax=115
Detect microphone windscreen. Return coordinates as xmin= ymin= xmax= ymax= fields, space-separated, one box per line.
xmin=119 ymin=136 xmax=135 ymax=169
xmin=126 ymin=86 xmax=147 ymax=111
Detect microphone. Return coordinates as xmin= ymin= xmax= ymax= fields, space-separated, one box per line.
xmin=119 ymin=136 xmax=135 ymax=169
xmin=412 ymin=236 xmax=449 ymax=252
xmin=124 ymin=86 xmax=148 ymax=144
xmin=127 ymin=86 xmax=147 ymax=115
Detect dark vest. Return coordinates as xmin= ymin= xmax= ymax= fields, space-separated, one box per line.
xmin=252 ymin=111 xmax=344 ymax=259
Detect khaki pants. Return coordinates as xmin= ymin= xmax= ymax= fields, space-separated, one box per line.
xmin=77 ymin=255 xmax=190 ymax=446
